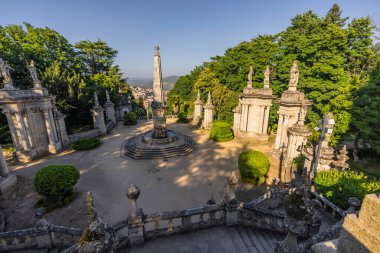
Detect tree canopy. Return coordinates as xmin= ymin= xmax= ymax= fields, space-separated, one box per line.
xmin=167 ymin=4 xmax=379 ymax=150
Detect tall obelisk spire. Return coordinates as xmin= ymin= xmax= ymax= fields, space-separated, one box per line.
xmin=153 ymin=45 xmax=164 ymax=104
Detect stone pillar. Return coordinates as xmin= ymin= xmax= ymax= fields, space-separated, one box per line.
xmin=232 ymin=105 xmax=241 ymax=134
xmin=275 ymin=114 xmax=284 ymax=149
xmin=193 ymin=90 xmax=203 ymax=125
xmin=240 ymin=103 xmax=248 ymax=132
xmin=203 ymin=92 xmax=214 ymax=130
xmin=91 ymin=92 xmax=107 ymax=135
xmin=104 ymin=90 xmax=116 ymax=123
xmin=15 ymin=112 xmax=31 ymax=151
xmin=3 ymin=112 xmax=21 ymax=151
xmin=48 ymin=109 xmax=58 ymax=142
xmin=262 ymin=106 xmax=270 ymax=135
xmin=0 ymin=144 xmax=17 ymax=194
xmin=258 ymin=105 xmax=264 ymax=134
xmin=127 ymin=184 xmax=145 ymax=245
xmin=281 ymin=115 xmax=289 ymax=148
xmin=225 ymin=172 xmax=239 ymax=226
xmin=56 ymin=110 xmax=70 ymax=147
xmin=43 ymin=109 xmax=60 ymax=154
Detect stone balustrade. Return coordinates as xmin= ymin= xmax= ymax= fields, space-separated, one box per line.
xmin=0 ymin=223 xmax=82 ymax=252
xmin=309 ymin=190 xmax=345 ymax=220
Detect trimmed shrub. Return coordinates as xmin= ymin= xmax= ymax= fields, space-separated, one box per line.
xmin=238 ymin=150 xmax=270 ymax=185
xmin=210 ymin=121 xmax=234 ymax=142
xmin=177 ymin=112 xmax=189 ymax=123
xmin=124 ymin=112 xmax=137 ymax=125
xmin=315 ymin=169 xmax=380 ymax=209
xmin=71 ymin=138 xmax=101 ymax=151
xmin=34 ymin=165 xmax=80 ymax=202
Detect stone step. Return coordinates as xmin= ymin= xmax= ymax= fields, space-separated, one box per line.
xmin=227 ymin=227 xmax=250 ymax=253
xmin=242 ymin=227 xmax=284 ymax=253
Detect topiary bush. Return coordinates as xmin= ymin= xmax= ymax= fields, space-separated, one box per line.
xmin=238 ymin=150 xmax=269 ymax=185
xmin=34 ymin=165 xmax=80 ymax=202
xmin=71 ymin=138 xmax=101 ymax=151
xmin=177 ymin=112 xmax=189 ymax=123
xmin=123 ymin=112 xmax=137 ymax=125
xmin=210 ymin=121 xmax=234 ymax=142
xmin=314 ymin=169 xmax=380 ymax=209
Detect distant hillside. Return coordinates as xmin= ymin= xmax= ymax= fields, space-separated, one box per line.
xmin=128 ymin=76 xmax=180 ymax=90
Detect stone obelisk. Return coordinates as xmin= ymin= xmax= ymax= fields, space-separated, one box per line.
xmin=152 ymin=45 xmax=168 ymax=139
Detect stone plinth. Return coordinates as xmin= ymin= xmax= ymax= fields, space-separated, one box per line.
xmin=91 ymin=106 xmax=107 ymax=135
xmin=203 ymin=92 xmax=214 ymax=130
xmin=104 ymin=90 xmax=116 ymax=123
xmin=56 ymin=110 xmax=70 ymax=147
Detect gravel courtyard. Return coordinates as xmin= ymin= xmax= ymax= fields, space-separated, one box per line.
xmin=1 ymin=119 xmax=279 ymax=231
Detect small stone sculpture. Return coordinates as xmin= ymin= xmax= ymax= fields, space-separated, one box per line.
xmin=27 ymin=60 xmax=40 ymax=84
xmin=0 ymin=58 xmax=12 ymax=83
xmin=289 ymin=61 xmax=299 ymax=89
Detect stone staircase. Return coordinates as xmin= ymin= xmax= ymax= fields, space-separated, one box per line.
xmin=234 ymin=226 xmax=284 ymax=253
xmin=122 ymin=135 xmax=197 ymax=160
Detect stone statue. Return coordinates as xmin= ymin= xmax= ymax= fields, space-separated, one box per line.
xmin=154 ymin=45 xmax=160 ymax=56
xmin=0 ymin=58 xmax=12 ymax=83
xmin=27 ymin=60 xmax=40 ymax=84
xmin=263 ymin=66 xmax=270 ymax=88
xmin=289 ymin=61 xmax=299 ymax=89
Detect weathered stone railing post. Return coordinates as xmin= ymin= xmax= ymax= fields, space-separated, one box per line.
xmin=35 ymin=219 xmax=52 ymax=249
xmin=225 ymin=172 xmax=239 ymax=226
xmin=127 ymin=184 xmax=145 ymax=245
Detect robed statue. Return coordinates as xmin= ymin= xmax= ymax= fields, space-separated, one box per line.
xmin=0 ymin=58 xmax=12 ymax=83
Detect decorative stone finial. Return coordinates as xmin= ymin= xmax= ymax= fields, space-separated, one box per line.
xmin=94 ymin=92 xmax=99 ymax=107
xmin=106 ymin=90 xmax=110 ymax=102
xmin=196 ymin=89 xmax=201 ymax=100
xmin=0 ymin=58 xmax=15 ymax=90
xmin=288 ymin=61 xmax=299 ymax=91
xmin=203 ymin=91 xmax=214 ymax=109
xmin=263 ymin=66 xmax=270 ymax=89
xmin=247 ymin=66 xmax=253 ymax=88
xmin=347 ymin=197 xmax=360 ymax=214
xmin=154 ymin=45 xmax=160 ymax=56
xmin=127 ymin=184 xmax=140 ymax=200
xmin=27 ymin=60 xmax=42 ymax=88
xmin=86 ymin=191 xmax=98 ymax=224
xmin=333 ymin=145 xmax=350 ymax=171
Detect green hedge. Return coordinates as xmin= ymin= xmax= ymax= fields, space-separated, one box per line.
xmin=124 ymin=112 xmax=137 ymax=125
xmin=238 ymin=150 xmax=269 ymax=185
xmin=34 ymin=165 xmax=80 ymax=201
xmin=315 ymin=169 xmax=380 ymax=209
xmin=177 ymin=112 xmax=189 ymax=123
xmin=71 ymin=138 xmax=101 ymax=151
xmin=210 ymin=121 xmax=234 ymax=142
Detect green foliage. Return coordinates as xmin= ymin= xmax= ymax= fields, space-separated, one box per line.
xmin=315 ymin=169 xmax=380 ymax=209
xmin=210 ymin=121 xmax=234 ymax=142
xmin=238 ymin=150 xmax=269 ymax=184
xmin=71 ymin=138 xmax=101 ymax=151
xmin=0 ymin=23 xmax=129 ymax=131
xmin=123 ymin=112 xmax=137 ymax=125
xmin=177 ymin=112 xmax=189 ymax=123
xmin=167 ymin=4 xmax=378 ymax=146
xmin=352 ymin=63 xmax=380 ymax=155
xmin=34 ymin=165 xmax=80 ymax=202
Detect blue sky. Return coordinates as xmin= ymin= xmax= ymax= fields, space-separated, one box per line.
xmin=1 ymin=0 xmax=378 ymax=78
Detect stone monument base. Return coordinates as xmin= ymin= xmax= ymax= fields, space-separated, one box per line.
xmin=15 ymin=149 xmax=38 ymax=163
xmin=0 ymin=173 xmax=17 ymax=194
xmin=48 ymin=142 xmax=62 ymax=154
xmin=237 ymin=130 xmax=269 ymax=142
xmin=121 ymin=131 xmax=197 ymax=160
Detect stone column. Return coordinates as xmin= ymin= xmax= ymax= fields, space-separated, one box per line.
xmin=246 ymin=105 xmax=256 ymax=133
xmin=275 ymin=114 xmax=284 ymax=149
xmin=257 ymin=105 xmax=264 ymax=134
xmin=193 ymin=89 xmax=202 ymax=124
xmin=0 ymin=145 xmax=9 ymax=177
xmin=3 ymin=112 xmax=21 ymax=151
xmin=15 ymin=112 xmax=31 ymax=151
xmin=262 ymin=106 xmax=270 ymax=135
xmin=240 ymin=103 xmax=248 ymax=132
xmin=43 ymin=109 xmax=56 ymax=146
xmin=232 ymin=105 xmax=241 ymax=134
xmin=202 ymin=92 xmax=214 ymax=130
xmin=48 ymin=109 xmax=58 ymax=142
xmin=56 ymin=110 xmax=70 ymax=147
